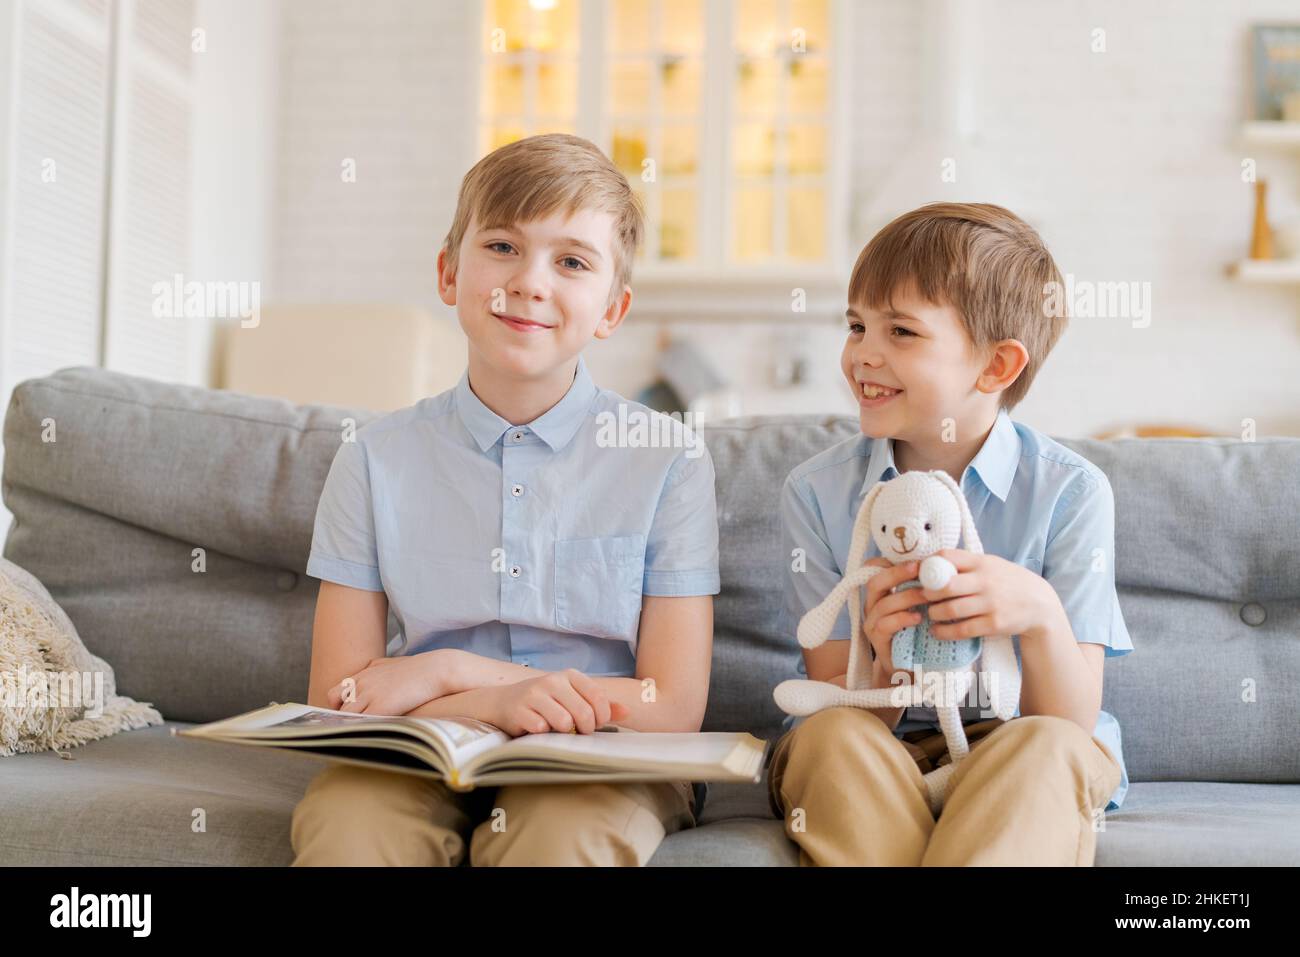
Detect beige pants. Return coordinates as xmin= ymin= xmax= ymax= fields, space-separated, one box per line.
xmin=290 ymin=763 xmax=697 ymax=866
xmin=767 ymin=708 xmax=1122 ymax=866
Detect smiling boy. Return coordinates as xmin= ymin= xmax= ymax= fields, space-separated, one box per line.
xmin=290 ymin=134 xmax=720 ymax=867
xmin=767 ymin=202 xmax=1132 ymax=866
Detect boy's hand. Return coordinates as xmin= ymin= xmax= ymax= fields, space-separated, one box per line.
xmin=488 ymin=669 xmax=630 ymax=737
xmin=920 ymin=548 xmax=1058 ymax=641
xmin=861 ymin=557 xmax=929 ymax=674
xmin=328 ymin=649 xmax=461 ymax=716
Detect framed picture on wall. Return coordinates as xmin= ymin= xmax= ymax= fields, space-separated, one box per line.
xmin=1253 ymin=23 xmax=1300 ymax=121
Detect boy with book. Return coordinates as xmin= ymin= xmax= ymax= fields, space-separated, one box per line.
xmin=291 ymin=134 xmax=720 ymax=867
xmin=767 ymin=203 xmax=1132 ymax=866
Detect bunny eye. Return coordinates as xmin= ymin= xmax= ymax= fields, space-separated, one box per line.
xmin=924 ymin=523 xmax=932 ymax=531
xmin=880 ymin=524 xmax=885 ymax=532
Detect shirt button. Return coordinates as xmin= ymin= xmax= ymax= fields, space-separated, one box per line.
xmin=511 ymin=483 xmax=524 ymax=497
xmin=512 ymin=431 xmax=524 ymax=442
xmin=509 ymin=565 xmax=521 ymax=578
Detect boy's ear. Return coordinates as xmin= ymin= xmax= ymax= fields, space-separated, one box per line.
xmin=436 ymin=246 xmax=456 ymax=307
xmin=977 ymin=338 xmax=1028 ymax=396
xmin=593 ymin=284 xmax=632 ymax=340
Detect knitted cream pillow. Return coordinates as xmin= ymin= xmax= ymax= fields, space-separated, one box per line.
xmin=0 ymin=556 xmax=162 ymax=757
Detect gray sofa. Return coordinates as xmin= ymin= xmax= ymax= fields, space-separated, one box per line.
xmin=2 ymin=366 xmax=1298 ymax=866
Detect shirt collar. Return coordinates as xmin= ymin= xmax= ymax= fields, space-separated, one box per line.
xmin=858 ymin=407 xmax=1021 ymax=503
xmin=454 ymin=355 xmax=597 ymax=453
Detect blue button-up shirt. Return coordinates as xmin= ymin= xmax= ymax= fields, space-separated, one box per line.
xmin=306 ymin=355 xmax=721 ymax=677
xmin=778 ymin=407 xmax=1135 ymax=811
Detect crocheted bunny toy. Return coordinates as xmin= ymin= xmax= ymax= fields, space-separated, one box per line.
xmin=772 ymin=469 xmax=1021 ymax=815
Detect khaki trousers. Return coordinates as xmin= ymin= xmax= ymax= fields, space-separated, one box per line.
xmin=290 ymin=763 xmax=697 ymax=866
xmin=767 ymin=708 xmax=1122 ymax=866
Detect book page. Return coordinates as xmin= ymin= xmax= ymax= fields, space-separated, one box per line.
xmin=265 ymin=707 xmax=510 ymax=764
xmin=473 ymin=728 xmax=761 ymax=774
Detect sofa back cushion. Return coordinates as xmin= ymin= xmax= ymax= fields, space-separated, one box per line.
xmin=3 ymin=368 xmax=380 ymax=726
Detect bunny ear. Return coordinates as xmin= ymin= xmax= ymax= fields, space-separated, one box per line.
xmin=845 ymin=480 xmax=887 ymax=688
xmin=846 ymin=480 xmax=886 ymax=576
xmin=928 ymin=470 xmax=984 ymax=555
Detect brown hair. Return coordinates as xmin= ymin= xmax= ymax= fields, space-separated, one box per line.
xmin=847 ymin=202 xmax=1066 ymax=412
xmin=441 ymin=133 xmax=645 ymax=311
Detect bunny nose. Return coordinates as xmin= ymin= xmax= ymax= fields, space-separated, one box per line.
xmin=893 ymin=526 xmax=908 ymax=542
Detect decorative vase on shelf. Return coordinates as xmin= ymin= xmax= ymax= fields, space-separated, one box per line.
xmin=1250 ymin=180 xmax=1274 ymax=260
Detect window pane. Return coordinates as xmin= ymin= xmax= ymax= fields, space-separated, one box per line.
xmin=609 ymin=0 xmax=653 ymax=54
xmin=533 ymin=0 xmax=579 ymax=54
xmin=485 ymin=125 xmax=527 ymax=152
xmin=660 ymin=187 xmax=697 ymax=260
xmin=484 ymin=0 xmax=578 ymax=54
xmin=788 ymin=56 xmax=828 ymax=114
xmin=537 ymin=61 xmax=577 ymax=116
xmin=611 ymin=61 xmax=652 ymax=115
xmin=663 ymin=124 xmax=698 ymax=175
xmin=790 ymin=0 xmax=829 ymax=53
xmin=733 ymin=123 xmax=775 ymax=176
xmin=735 ymin=57 xmax=780 ymax=116
xmin=484 ymin=61 xmax=525 ymax=116
xmin=611 ymin=127 xmax=650 ymax=179
xmin=484 ymin=0 xmax=530 ymax=53
xmin=786 ymin=124 xmax=826 ymax=174
xmin=662 ymin=58 xmax=701 ymax=115
xmin=787 ymin=185 xmax=826 ymax=261
xmin=663 ymin=0 xmax=705 ymax=56
xmin=735 ymin=0 xmax=779 ymax=57
xmin=734 ymin=187 xmax=773 ymax=260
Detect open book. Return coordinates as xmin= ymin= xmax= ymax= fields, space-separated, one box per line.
xmin=176 ymin=702 xmax=768 ymax=791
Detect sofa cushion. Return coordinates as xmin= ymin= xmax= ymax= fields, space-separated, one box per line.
xmin=1095 ymin=781 xmax=1300 ymax=866
xmin=0 ymin=723 xmax=326 ymax=865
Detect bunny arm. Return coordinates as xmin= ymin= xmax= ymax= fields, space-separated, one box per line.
xmin=795 ymin=563 xmax=884 ymax=650
xmin=919 ymin=554 xmax=956 ymax=591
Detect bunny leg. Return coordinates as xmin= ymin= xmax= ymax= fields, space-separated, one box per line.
xmin=922 ymin=763 xmax=958 ymax=816
xmin=773 ymin=678 xmax=924 ymax=716
xmin=934 ymin=702 xmax=970 ymax=763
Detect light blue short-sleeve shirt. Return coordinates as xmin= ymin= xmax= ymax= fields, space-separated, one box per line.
xmin=306 ymin=355 xmax=720 ymax=677
xmin=778 ymin=407 xmax=1134 ymax=811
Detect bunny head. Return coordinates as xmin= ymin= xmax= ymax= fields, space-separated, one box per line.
xmin=849 ymin=469 xmax=984 ymax=572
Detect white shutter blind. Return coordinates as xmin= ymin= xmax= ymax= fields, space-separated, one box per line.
xmin=102 ymin=0 xmax=195 ymax=380
xmin=3 ymin=0 xmax=110 ymax=390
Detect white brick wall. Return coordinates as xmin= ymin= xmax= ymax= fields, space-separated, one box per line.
xmin=270 ymin=0 xmax=1300 ymax=437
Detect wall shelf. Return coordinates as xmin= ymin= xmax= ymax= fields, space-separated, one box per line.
xmin=1227 ymin=259 xmax=1300 ymax=283
xmin=1242 ymin=121 xmax=1300 ymax=149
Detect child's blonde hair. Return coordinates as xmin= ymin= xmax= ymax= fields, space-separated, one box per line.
xmin=848 ymin=202 xmax=1067 ymax=412
xmin=441 ymin=133 xmax=645 ymax=310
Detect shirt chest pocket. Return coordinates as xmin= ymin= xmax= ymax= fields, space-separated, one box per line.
xmin=554 ymin=535 xmax=646 ymax=641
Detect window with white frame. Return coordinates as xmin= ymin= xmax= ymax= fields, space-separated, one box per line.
xmin=478 ymin=0 xmax=846 ymax=289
